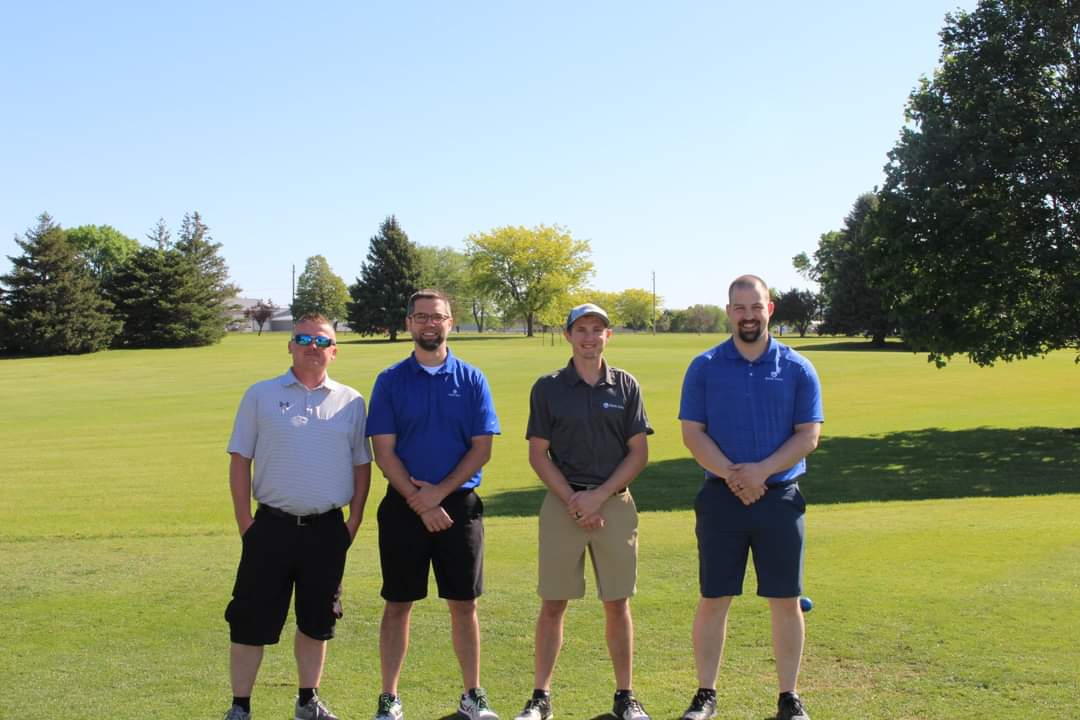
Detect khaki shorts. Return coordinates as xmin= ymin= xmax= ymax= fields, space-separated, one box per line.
xmin=538 ymin=489 xmax=638 ymax=601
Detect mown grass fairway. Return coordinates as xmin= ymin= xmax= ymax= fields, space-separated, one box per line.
xmin=1 ymin=333 xmax=1078 ymax=719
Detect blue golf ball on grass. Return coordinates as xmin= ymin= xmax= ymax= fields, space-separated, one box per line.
xmin=799 ymin=596 xmax=813 ymax=613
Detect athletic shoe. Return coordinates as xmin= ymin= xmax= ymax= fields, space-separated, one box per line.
xmin=775 ymin=692 xmax=810 ymax=720
xmin=375 ymin=693 xmax=404 ymax=720
xmin=680 ymin=689 xmax=717 ymax=720
xmin=612 ymin=692 xmax=650 ymax=720
xmin=222 ymin=706 xmax=250 ymax=720
xmin=513 ymin=696 xmax=552 ymax=720
xmin=459 ymin=687 xmax=499 ymax=720
xmin=295 ymin=694 xmax=339 ymax=720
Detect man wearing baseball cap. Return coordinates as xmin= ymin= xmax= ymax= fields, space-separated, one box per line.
xmin=514 ymin=303 xmax=654 ymax=720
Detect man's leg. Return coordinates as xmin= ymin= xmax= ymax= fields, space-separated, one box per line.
xmin=447 ymin=598 xmax=481 ymax=691
xmin=603 ymin=598 xmax=634 ymax=690
xmin=295 ymin=629 xmax=328 ymax=689
xmin=768 ymin=596 xmax=804 ymax=694
xmin=692 ymin=596 xmax=734 ymax=689
xmin=380 ymin=601 xmax=413 ymax=695
xmin=230 ymin=642 xmax=265 ymax=696
xmin=533 ymin=599 xmax=568 ymax=690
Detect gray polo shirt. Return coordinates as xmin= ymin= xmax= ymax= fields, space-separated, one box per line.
xmin=526 ymin=359 xmax=653 ymax=488
xmin=227 ymin=369 xmax=373 ymax=515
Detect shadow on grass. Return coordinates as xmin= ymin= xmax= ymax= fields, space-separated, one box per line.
xmin=483 ymin=427 xmax=1080 ymax=517
xmin=794 ymin=339 xmax=909 ymax=352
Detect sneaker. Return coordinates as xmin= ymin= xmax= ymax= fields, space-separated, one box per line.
xmin=513 ymin=696 xmax=552 ymax=720
xmin=681 ymin=689 xmax=717 ymax=720
xmin=459 ymin=687 xmax=499 ymax=720
xmin=612 ymin=693 xmax=650 ymax=720
xmin=375 ymin=693 xmax=404 ymax=720
xmin=295 ymin=694 xmax=339 ymax=720
xmin=776 ymin=692 xmax=810 ymax=720
xmin=222 ymin=706 xmax=250 ymax=720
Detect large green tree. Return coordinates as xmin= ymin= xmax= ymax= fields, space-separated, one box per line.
xmin=771 ymin=288 xmax=820 ymax=337
xmin=348 ymin=216 xmax=421 ymax=341
xmin=292 ymin=255 xmax=350 ymax=327
xmin=798 ymin=192 xmax=896 ymax=345
xmin=1 ymin=213 xmax=119 ymax=355
xmin=106 ymin=213 xmax=237 ymax=348
xmin=874 ymin=0 xmax=1080 ymax=365
xmin=615 ymin=288 xmax=661 ymax=331
xmin=65 ymin=224 xmax=139 ymax=283
xmin=466 ymin=224 xmax=593 ymax=337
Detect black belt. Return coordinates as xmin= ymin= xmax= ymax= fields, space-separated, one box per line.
xmin=568 ymin=482 xmax=628 ymax=495
xmin=706 ymin=476 xmax=798 ymax=490
xmin=258 ymin=504 xmax=341 ymax=526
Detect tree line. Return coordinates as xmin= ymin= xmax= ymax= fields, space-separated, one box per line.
xmin=0 ymin=212 xmax=733 ymax=357
xmin=792 ymin=0 xmax=1078 ymax=366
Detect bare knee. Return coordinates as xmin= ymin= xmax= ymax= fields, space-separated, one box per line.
xmin=446 ymin=598 xmax=478 ymax=620
xmin=539 ymin=599 xmax=568 ymax=621
xmin=383 ymin=601 xmax=413 ymax=623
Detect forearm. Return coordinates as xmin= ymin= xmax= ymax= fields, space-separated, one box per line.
xmin=348 ymin=463 xmax=372 ymax=529
xmin=595 ymin=440 xmax=648 ymax=499
xmin=758 ymin=424 xmax=821 ymax=477
xmin=529 ymin=446 xmax=574 ymax=503
xmin=681 ymin=423 xmax=734 ymax=479
xmin=434 ymin=440 xmax=492 ymax=497
xmin=373 ymin=449 xmax=416 ymax=498
xmin=228 ymin=453 xmax=254 ymax=530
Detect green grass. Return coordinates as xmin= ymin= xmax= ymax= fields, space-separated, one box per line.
xmin=1 ymin=332 xmax=1078 ymax=719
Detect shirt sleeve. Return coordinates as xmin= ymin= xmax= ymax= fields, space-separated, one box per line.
xmin=470 ymin=372 xmax=501 ymax=436
xmin=226 ymin=385 xmax=258 ymax=457
xmin=623 ymin=374 xmax=654 ymax=438
xmin=365 ymin=372 xmax=395 ymax=437
xmin=525 ymin=378 xmax=553 ymax=440
xmin=351 ymin=396 xmax=374 ymax=464
xmin=678 ymin=354 xmax=709 ymax=424
xmin=794 ymin=361 xmax=825 ymax=425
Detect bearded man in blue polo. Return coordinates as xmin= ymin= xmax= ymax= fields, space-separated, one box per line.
xmin=678 ymin=275 xmax=824 ymax=720
xmin=366 ymin=289 xmax=501 ymax=720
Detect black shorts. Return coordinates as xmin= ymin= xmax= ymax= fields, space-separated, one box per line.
xmin=225 ymin=506 xmax=352 ymax=645
xmin=377 ymin=486 xmax=484 ymax=602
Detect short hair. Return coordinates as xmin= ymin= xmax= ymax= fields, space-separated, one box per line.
xmin=728 ymin=274 xmax=770 ymax=302
xmin=408 ymin=289 xmax=452 ymax=317
xmin=293 ymin=313 xmax=332 ymax=330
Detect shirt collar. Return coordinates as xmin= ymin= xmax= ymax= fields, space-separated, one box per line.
xmin=722 ymin=335 xmax=778 ymax=365
xmin=408 ymin=347 xmax=457 ymax=374
xmin=560 ymin=358 xmax=615 ymax=387
xmin=280 ymin=368 xmax=339 ymax=391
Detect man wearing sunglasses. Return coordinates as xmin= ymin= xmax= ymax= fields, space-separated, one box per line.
xmin=366 ymin=289 xmax=501 ymax=720
xmin=223 ymin=313 xmax=373 ymax=720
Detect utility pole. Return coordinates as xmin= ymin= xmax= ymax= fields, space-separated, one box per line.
xmin=651 ymin=270 xmax=656 ymax=335
xmin=291 ymin=264 xmax=296 ymax=308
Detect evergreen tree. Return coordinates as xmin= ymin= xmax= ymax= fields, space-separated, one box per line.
xmin=107 ymin=212 xmax=238 ymax=348
xmin=348 ymin=216 xmax=421 ymax=341
xmin=292 ymin=255 xmax=350 ymax=327
xmin=1 ymin=213 xmax=119 ymax=355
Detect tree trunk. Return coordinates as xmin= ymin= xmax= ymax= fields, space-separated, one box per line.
xmin=526 ymin=313 xmax=535 ymax=337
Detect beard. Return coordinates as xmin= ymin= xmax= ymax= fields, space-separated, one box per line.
xmin=414 ymin=329 xmax=445 ymax=352
xmin=737 ymin=321 xmax=763 ymax=343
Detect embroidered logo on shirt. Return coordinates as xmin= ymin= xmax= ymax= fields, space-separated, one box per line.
xmin=765 ymin=368 xmax=784 ymax=382
xmin=448 ymin=388 xmax=462 ymax=398
xmin=601 ymin=401 xmax=625 ymax=410
xmin=279 ymin=401 xmax=292 ymax=414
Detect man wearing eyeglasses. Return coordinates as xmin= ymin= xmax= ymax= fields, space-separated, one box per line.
xmin=366 ymin=289 xmax=501 ymax=720
xmin=222 ymin=313 xmax=373 ymax=720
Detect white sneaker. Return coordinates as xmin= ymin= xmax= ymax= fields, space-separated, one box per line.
xmin=459 ymin=688 xmax=499 ymax=720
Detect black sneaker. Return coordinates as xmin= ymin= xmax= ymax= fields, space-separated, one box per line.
xmin=513 ymin=696 xmax=552 ymax=720
xmin=681 ymin=689 xmax=717 ymax=720
xmin=776 ymin=692 xmax=809 ymax=720
xmin=612 ymin=692 xmax=650 ymax=720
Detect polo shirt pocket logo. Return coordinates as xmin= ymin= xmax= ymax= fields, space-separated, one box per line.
xmin=765 ymin=369 xmax=784 ymax=382
xmin=448 ymin=388 xmax=462 ymax=398
xmin=601 ymin=401 xmax=625 ymax=410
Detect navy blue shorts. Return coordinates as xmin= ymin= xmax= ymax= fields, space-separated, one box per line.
xmin=695 ymin=477 xmax=806 ymax=598
xmin=225 ymin=506 xmax=352 ymax=645
xmin=377 ymin=487 xmax=484 ymax=602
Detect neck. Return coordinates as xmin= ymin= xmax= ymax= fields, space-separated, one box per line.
xmin=573 ymin=355 xmax=605 ymax=385
xmin=733 ymin=333 xmax=769 ymax=362
xmin=292 ymin=366 xmax=327 ymax=390
xmin=415 ymin=345 xmax=449 ymax=367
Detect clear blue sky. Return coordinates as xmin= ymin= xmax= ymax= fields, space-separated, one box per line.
xmin=1 ymin=1 xmax=972 ymax=309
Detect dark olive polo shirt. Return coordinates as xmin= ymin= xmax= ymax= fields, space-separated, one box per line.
xmin=526 ymin=359 xmax=653 ymax=488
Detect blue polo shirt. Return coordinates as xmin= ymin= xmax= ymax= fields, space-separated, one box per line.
xmin=679 ymin=337 xmax=823 ymax=484
xmin=366 ymin=349 xmax=500 ymax=490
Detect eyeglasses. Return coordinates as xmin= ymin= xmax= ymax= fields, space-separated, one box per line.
xmin=410 ymin=313 xmax=450 ymax=324
xmin=293 ymin=334 xmax=335 ymax=348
